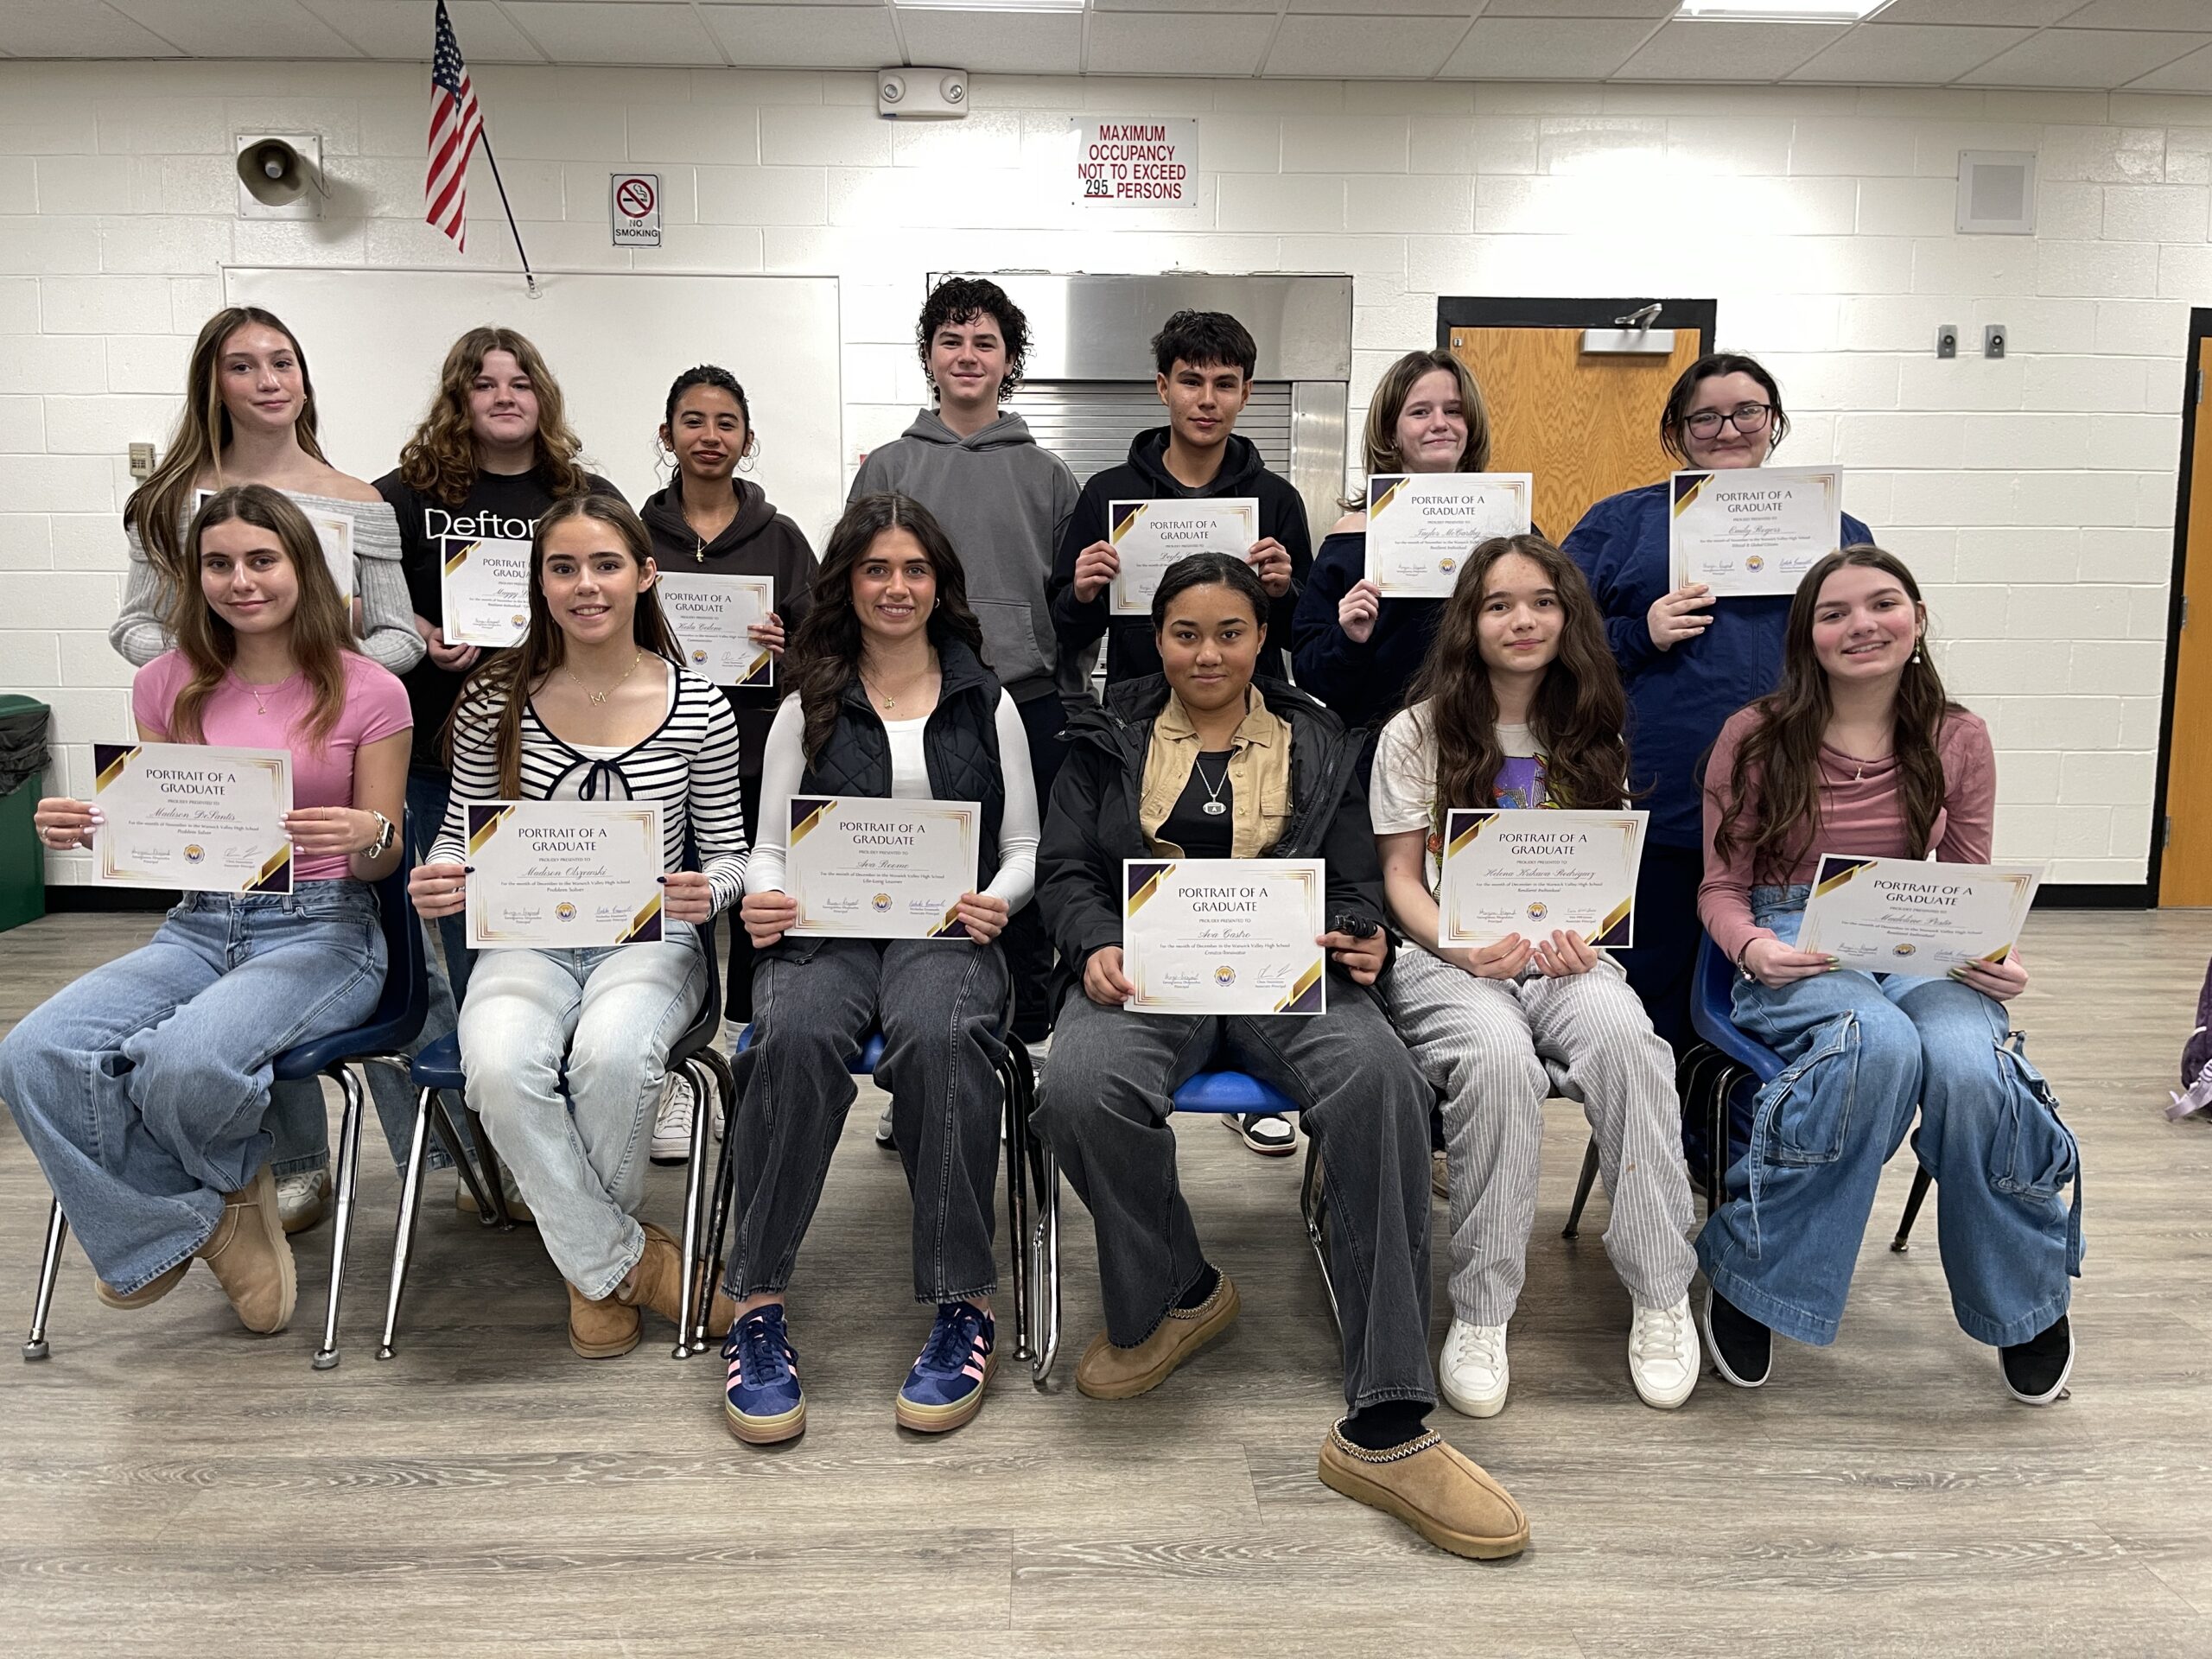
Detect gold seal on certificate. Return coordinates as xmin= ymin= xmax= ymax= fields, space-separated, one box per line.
xmin=1795 ymin=855 xmax=2042 ymax=978
xmin=92 ymin=742 xmax=293 ymax=894
xmin=1122 ymin=857 xmax=1327 ymax=1015
xmin=1109 ymin=498 xmax=1259 ymax=616
xmin=465 ymin=801 xmax=666 ymax=950
xmin=198 ymin=489 xmax=355 ymax=604
xmin=786 ymin=796 xmax=981 ymax=940
xmin=1668 ymin=466 xmax=1844 ymax=597
xmin=656 ymin=573 xmax=774 ymax=688
xmin=1364 ymin=473 xmax=1533 ymax=598
xmin=440 ymin=537 xmax=533 ymax=648
xmin=1437 ymin=809 xmax=1646 ymax=948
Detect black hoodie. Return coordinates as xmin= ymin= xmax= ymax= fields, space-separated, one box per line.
xmin=1049 ymin=426 xmax=1312 ymax=689
xmin=640 ymin=477 xmax=818 ymax=784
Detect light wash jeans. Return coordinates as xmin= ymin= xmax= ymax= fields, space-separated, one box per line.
xmin=0 ymin=884 xmax=385 ymax=1295
xmin=458 ymin=920 xmax=705 ymax=1300
xmin=1695 ymin=887 xmax=2084 ymax=1349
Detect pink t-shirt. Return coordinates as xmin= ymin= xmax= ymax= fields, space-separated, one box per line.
xmin=131 ymin=651 xmax=413 ymax=883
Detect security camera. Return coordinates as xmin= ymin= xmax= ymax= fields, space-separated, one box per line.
xmin=877 ymin=67 xmax=969 ymax=120
xmin=234 ymin=133 xmax=323 ymax=219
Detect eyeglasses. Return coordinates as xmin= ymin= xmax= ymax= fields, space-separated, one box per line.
xmin=1682 ymin=403 xmax=1773 ymax=440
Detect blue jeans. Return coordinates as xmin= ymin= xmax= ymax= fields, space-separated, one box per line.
xmin=1695 ymin=887 xmax=2083 ymax=1349
xmin=0 ymin=884 xmax=385 ymax=1295
xmin=458 ymin=922 xmax=705 ymax=1299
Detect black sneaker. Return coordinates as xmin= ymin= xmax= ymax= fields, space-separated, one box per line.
xmin=1701 ymin=1283 xmax=1772 ymax=1389
xmin=2000 ymin=1315 xmax=2073 ymax=1405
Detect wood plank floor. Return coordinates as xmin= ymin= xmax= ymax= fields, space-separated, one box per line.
xmin=2 ymin=908 xmax=2209 ymax=1657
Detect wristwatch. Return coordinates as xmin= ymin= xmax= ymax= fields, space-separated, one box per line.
xmin=364 ymin=810 xmax=397 ymax=858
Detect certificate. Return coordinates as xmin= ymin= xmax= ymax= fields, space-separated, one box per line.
xmin=1668 ymin=467 xmax=1844 ymax=597
xmin=1122 ymin=857 xmax=1326 ymax=1016
xmin=92 ymin=742 xmax=293 ymax=894
xmin=197 ymin=489 xmax=354 ymax=604
xmin=1109 ymin=498 xmax=1259 ymax=615
xmin=1437 ymin=809 xmax=1646 ymax=949
xmin=465 ymin=800 xmax=665 ymax=950
xmin=1795 ymin=855 xmax=2042 ymax=979
xmin=785 ymin=796 xmax=980 ymax=940
xmin=656 ymin=573 xmax=774 ymax=689
xmin=439 ymin=537 xmax=533 ymax=648
xmin=1364 ymin=473 xmax=1533 ymax=598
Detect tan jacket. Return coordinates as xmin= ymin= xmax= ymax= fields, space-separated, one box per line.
xmin=1139 ymin=690 xmax=1294 ymax=859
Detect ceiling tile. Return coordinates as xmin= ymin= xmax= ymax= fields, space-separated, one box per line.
xmin=1090 ymin=0 xmax=1276 ymax=11
xmin=105 ymin=0 xmax=363 ymax=55
xmin=298 ymin=0 xmax=546 ymax=61
xmin=1478 ymin=0 xmax=1675 ymax=14
xmin=1085 ymin=10 xmax=1273 ymax=75
xmin=1265 ymin=15 xmax=1469 ymax=77
xmin=0 ymin=0 xmax=184 ymax=54
xmin=2125 ymin=38 xmax=2212 ymax=89
xmin=898 ymin=9 xmax=1081 ymax=73
xmin=1439 ymin=16 xmax=1653 ymax=78
xmin=1614 ymin=19 xmax=1844 ymax=80
xmin=1871 ymin=0 xmax=2077 ymax=22
xmin=709 ymin=0 xmax=881 ymax=6
xmin=1283 ymin=0 xmax=1475 ymax=13
xmin=1786 ymin=22 xmax=2031 ymax=82
xmin=2062 ymin=0 xmax=2212 ymax=28
xmin=1960 ymin=26 xmax=2207 ymax=86
xmin=500 ymin=2 xmax=721 ymax=64
xmin=702 ymin=3 xmax=897 ymax=68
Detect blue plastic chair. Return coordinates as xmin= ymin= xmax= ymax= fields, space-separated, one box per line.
xmin=377 ymin=922 xmax=736 ymax=1362
xmin=22 ymin=854 xmax=429 ymax=1368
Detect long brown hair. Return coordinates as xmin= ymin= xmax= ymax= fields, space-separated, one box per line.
xmin=168 ymin=485 xmax=354 ymax=751
xmin=1343 ymin=349 xmax=1493 ymax=512
xmin=1402 ymin=534 xmax=1628 ymax=818
xmin=397 ymin=327 xmax=594 ymax=506
xmin=446 ymin=494 xmax=676 ymax=795
xmin=786 ymin=492 xmax=987 ymax=766
xmin=124 ymin=307 xmax=328 ymax=592
xmin=1714 ymin=545 xmax=1961 ymax=883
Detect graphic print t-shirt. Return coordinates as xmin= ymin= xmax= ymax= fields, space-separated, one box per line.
xmin=1370 ymin=700 xmax=1549 ymax=893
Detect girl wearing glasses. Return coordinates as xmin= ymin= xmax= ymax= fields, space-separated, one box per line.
xmin=1562 ymin=353 xmax=1872 ymax=1057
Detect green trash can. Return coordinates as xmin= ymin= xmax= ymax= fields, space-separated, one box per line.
xmin=0 ymin=694 xmax=50 ymax=933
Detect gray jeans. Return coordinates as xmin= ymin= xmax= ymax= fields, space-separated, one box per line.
xmin=1036 ymin=971 xmax=1438 ymax=1414
xmin=721 ymin=936 xmax=1012 ymax=1306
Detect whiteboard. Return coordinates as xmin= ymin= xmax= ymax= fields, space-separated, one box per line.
xmin=223 ymin=268 xmax=843 ymax=545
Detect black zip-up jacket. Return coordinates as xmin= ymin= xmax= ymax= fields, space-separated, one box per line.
xmin=1048 ymin=427 xmax=1313 ymax=688
xmin=1037 ymin=672 xmax=1392 ymax=1001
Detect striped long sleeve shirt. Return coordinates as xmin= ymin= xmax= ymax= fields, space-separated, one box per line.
xmin=430 ymin=660 xmax=749 ymax=916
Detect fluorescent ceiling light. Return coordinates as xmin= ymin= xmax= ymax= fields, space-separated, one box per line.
xmin=897 ymin=0 xmax=1084 ymax=10
xmin=1675 ymin=0 xmax=1891 ymax=18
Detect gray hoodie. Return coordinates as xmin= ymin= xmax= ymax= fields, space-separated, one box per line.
xmin=849 ymin=408 xmax=1080 ymax=705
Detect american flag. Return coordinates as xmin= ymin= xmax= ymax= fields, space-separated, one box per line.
xmin=424 ymin=0 xmax=483 ymax=248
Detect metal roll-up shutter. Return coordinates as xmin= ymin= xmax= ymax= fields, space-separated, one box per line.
xmin=1008 ymin=381 xmax=1294 ymax=484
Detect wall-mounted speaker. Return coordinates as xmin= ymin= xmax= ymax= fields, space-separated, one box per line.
xmin=1956 ymin=149 xmax=2035 ymax=236
xmin=235 ymin=134 xmax=324 ymax=219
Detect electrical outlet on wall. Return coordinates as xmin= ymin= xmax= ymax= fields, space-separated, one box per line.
xmin=1936 ymin=325 xmax=1959 ymax=359
xmin=1984 ymin=324 xmax=2006 ymax=359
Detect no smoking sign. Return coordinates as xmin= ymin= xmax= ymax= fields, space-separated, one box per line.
xmin=610 ymin=172 xmax=661 ymax=247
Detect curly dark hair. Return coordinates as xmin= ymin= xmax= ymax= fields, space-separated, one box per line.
xmin=1153 ymin=309 xmax=1256 ymax=380
xmin=915 ymin=276 xmax=1029 ymax=403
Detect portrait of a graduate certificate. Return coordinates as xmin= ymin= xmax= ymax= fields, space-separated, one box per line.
xmin=440 ymin=537 xmax=533 ymax=649
xmin=465 ymin=801 xmax=666 ymax=950
xmin=1109 ymin=498 xmax=1259 ymax=615
xmin=92 ymin=742 xmax=294 ymax=895
xmin=656 ymin=573 xmax=775 ymax=688
xmin=1364 ymin=473 xmax=1533 ymax=598
xmin=1668 ymin=466 xmax=1844 ymax=597
xmin=1437 ymin=809 xmax=1647 ymax=949
xmin=1122 ymin=857 xmax=1327 ymax=1016
xmin=1795 ymin=855 xmax=2043 ymax=979
xmin=785 ymin=796 xmax=981 ymax=940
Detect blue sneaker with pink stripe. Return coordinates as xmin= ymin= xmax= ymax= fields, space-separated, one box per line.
xmin=723 ymin=1304 xmax=804 ymax=1444
xmin=895 ymin=1300 xmax=995 ymax=1433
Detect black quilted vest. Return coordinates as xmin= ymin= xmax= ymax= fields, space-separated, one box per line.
xmin=798 ymin=636 xmax=1006 ymax=889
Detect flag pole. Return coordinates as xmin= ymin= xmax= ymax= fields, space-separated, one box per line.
xmin=478 ymin=131 xmax=537 ymax=298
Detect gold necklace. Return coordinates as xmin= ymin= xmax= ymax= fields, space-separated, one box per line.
xmin=229 ymin=669 xmax=289 ymax=715
xmin=564 ymin=650 xmax=644 ymax=706
xmin=861 ymin=666 xmax=931 ymax=714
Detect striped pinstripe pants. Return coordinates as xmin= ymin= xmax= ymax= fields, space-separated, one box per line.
xmin=1385 ymin=945 xmax=1698 ymax=1326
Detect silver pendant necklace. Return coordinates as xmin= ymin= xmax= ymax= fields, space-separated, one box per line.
xmin=1196 ymin=752 xmax=1231 ymax=817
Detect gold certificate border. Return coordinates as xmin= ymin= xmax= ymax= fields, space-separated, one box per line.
xmin=468 ymin=802 xmax=665 ymax=947
xmin=788 ymin=798 xmax=981 ymax=939
xmin=94 ymin=745 xmax=293 ymax=893
xmin=1123 ymin=859 xmax=1325 ymax=1015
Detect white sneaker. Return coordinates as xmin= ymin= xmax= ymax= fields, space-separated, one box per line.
xmin=875 ymin=1100 xmax=897 ymax=1149
xmin=276 ymin=1166 xmax=330 ymax=1236
xmin=1628 ymin=1296 xmax=1700 ymax=1410
xmin=1440 ymin=1318 xmax=1510 ymax=1419
xmin=650 ymin=1071 xmax=695 ymax=1166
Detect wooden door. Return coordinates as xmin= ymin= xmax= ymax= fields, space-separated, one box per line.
xmin=1449 ymin=324 xmax=1707 ymax=542
xmin=2159 ymin=335 xmax=2212 ymax=905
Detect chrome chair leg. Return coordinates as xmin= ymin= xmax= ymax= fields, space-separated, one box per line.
xmin=1001 ymin=1045 xmax=1033 ymax=1364
xmin=1030 ymin=1144 xmax=1061 ymax=1386
xmin=1300 ymin=1140 xmax=1341 ymax=1336
xmin=23 ymin=1199 xmax=66 ymax=1362
xmin=673 ymin=1056 xmax=715 ymax=1359
xmin=1561 ymin=1136 xmax=1601 ymax=1239
xmin=465 ymin=1103 xmax=517 ymax=1232
xmin=312 ymin=1063 xmax=367 ymax=1370
xmin=693 ymin=1052 xmax=739 ymax=1355
xmin=378 ymin=1085 xmax=436 ymax=1362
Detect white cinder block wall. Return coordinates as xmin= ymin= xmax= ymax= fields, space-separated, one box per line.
xmin=3 ymin=60 xmax=2207 ymax=887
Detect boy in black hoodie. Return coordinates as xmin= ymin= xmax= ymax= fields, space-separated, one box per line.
xmin=1051 ymin=309 xmax=1312 ymax=688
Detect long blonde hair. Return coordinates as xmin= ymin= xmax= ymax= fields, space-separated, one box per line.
xmin=168 ymin=485 xmax=355 ymax=752
xmin=1344 ymin=349 xmax=1493 ymax=512
xmin=124 ymin=307 xmax=327 ymax=592
xmin=397 ymin=327 xmax=593 ymax=506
